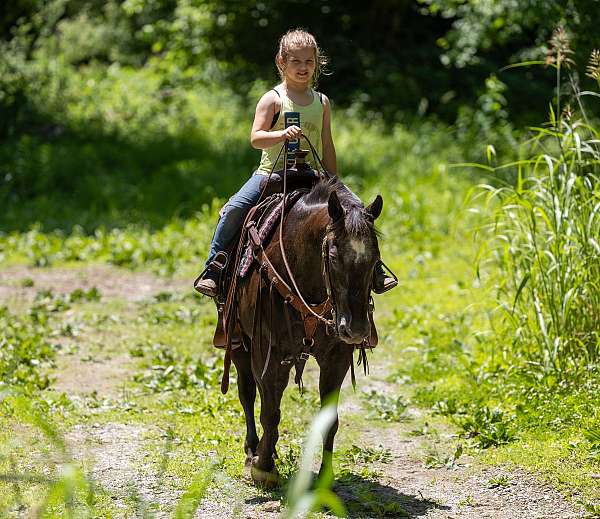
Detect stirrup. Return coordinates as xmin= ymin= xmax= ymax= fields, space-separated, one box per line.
xmin=193 ymin=251 xmax=229 ymax=295
xmin=373 ymin=260 xmax=398 ymax=294
xmin=211 ymin=251 xmax=229 ymax=272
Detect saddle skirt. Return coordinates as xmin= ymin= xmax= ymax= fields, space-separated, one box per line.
xmin=238 ymin=189 xmax=307 ymax=278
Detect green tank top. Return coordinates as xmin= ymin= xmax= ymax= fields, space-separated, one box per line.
xmin=256 ymin=85 xmax=324 ymax=175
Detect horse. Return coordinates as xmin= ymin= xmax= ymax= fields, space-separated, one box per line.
xmin=230 ymin=176 xmax=383 ymax=487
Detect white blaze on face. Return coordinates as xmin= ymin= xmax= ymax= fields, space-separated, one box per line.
xmin=350 ymin=239 xmax=367 ymax=260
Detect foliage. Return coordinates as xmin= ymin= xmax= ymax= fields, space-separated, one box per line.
xmin=0 ymin=306 xmax=56 ymax=392
xmin=0 ymin=287 xmax=102 ymax=393
xmin=424 ymin=443 xmax=463 ymax=469
xmin=3 ymin=0 xmax=598 ymax=146
xmin=283 ymin=402 xmax=347 ymax=519
xmin=475 ymin=43 xmax=600 ymax=375
xmin=132 ymin=342 xmax=220 ymax=393
xmin=487 ymin=474 xmax=512 ymax=488
xmin=362 ymin=390 xmax=408 ymax=422
xmin=340 ymin=444 xmax=392 ymax=466
xmin=454 ymin=405 xmax=516 ymax=449
xmin=433 ymin=397 xmax=516 ymax=449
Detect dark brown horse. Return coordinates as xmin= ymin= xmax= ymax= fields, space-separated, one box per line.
xmin=231 ymin=177 xmax=383 ymax=486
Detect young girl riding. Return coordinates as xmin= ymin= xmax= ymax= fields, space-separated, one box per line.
xmin=195 ymin=29 xmax=395 ymax=296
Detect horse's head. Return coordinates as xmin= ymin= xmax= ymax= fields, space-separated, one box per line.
xmin=326 ymin=190 xmax=383 ymax=344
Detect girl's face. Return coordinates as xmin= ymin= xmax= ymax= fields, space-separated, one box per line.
xmin=280 ymin=46 xmax=316 ymax=86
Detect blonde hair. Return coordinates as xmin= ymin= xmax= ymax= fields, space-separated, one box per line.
xmin=275 ymin=29 xmax=329 ymax=87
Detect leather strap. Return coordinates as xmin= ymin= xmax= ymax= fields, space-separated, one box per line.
xmin=248 ymin=221 xmax=333 ymax=342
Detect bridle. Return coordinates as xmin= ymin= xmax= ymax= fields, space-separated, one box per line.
xmin=321 ymin=230 xmax=337 ymax=333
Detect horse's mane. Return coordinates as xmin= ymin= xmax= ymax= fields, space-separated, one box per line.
xmin=302 ymin=177 xmax=376 ymax=238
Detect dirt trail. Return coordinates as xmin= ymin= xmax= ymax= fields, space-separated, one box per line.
xmin=67 ymin=423 xmax=182 ymax=518
xmin=339 ymin=393 xmax=584 ymax=519
xmin=0 ymin=264 xmax=188 ymax=303
xmin=10 ymin=265 xmax=584 ymax=518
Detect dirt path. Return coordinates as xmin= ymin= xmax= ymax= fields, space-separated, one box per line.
xmin=338 ymin=388 xmax=584 ymax=519
xmin=8 ymin=265 xmax=585 ymax=518
xmin=0 ymin=264 xmax=188 ymax=303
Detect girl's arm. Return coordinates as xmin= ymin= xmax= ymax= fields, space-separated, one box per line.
xmin=250 ymin=91 xmax=301 ymax=149
xmin=321 ymin=94 xmax=337 ymax=174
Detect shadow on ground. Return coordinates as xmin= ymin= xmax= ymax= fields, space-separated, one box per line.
xmin=245 ymin=471 xmax=448 ymax=518
xmin=335 ymin=472 xmax=448 ymax=518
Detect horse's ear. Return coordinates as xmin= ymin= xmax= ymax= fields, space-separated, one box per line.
xmin=328 ymin=191 xmax=344 ymax=223
xmin=366 ymin=195 xmax=383 ymax=220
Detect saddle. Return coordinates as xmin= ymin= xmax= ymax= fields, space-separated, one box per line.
xmin=210 ymin=160 xmax=320 ymax=350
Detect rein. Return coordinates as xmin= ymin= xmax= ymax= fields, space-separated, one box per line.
xmin=247 ymin=135 xmax=337 ymax=341
xmin=245 ymin=136 xmax=338 ymax=390
xmin=277 ymin=140 xmax=336 ymax=332
xmin=220 ymin=134 xmax=370 ymax=395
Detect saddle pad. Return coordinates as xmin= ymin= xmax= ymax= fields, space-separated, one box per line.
xmin=238 ymin=190 xmax=305 ymax=278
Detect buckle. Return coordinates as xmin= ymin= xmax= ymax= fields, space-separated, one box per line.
xmin=299 ymin=352 xmax=310 ymax=361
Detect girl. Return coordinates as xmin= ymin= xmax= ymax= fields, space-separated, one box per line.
xmin=195 ymin=29 xmax=395 ymax=296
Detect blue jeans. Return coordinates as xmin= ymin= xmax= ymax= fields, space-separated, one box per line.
xmin=205 ymin=173 xmax=264 ymax=266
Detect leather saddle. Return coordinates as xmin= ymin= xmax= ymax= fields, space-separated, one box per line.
xmin=211 ymin=161 xmax=320 ymax=349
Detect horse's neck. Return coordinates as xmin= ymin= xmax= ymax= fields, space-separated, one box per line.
xmin=280 ymin=203 xmax=328 ymax=303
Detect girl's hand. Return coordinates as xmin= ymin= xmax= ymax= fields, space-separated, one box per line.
xmin=280 ymin=125 xmax=302 ymax=142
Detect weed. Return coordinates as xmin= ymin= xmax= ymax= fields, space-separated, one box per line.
xmin=132 ymin=343 xmax=220 ymax=393
xmin=424 ymin=443 xmax=463 ymax=469
xmin=340 ymin=444 xmax=392 ymax=466
xmin=433 ymin=397 xmax=460 ymax=417
xmin=140 ymin=305 xmax=201 ymax=326
xmin=362 ymin=390 xmax=408 ymax=422
xmin=277 ymin=441 xmax=301 ymax=481
xmin=283 ymin=402 xmax=346 ymax=518
xmin=172 ymin=465 xmax=215 ymax=519
xmin=68 ymin=287 xmax=101 ymax=303
xmin=454 ymin=405 xmax=515 ymax=449
xmin=584 ymin=501 xmax=600 ymax=518
xmin=487 ymin=474 xmax=512 ymax=488
xmin=458 ymin=495 xmax=475 ymax=507
xmin=475 ymin=46 xmax=600 ymax=375
xmin=356 ymin=489 xmax=410 ymax=517
xmin=584 ymin=426 xmax=600 ymax=460
xmin=20 ymin=278 xmax=34 ymax=288
xmin=0 ymin=306 xmax=57 ymax=392
xmin=408 ymin=422 xmax=434 ymax=437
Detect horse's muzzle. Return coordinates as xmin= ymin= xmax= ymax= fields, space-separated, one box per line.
xmin=337 ymin=315 xmax=370 ymax=345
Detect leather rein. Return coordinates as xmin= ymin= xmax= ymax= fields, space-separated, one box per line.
xmin=247 ymin=136 xmax=338 ymax=349
xmin=219 ymin=135 xmax=371 ymax=394
xmin=248 ymin=221 xmax=336 ymax=347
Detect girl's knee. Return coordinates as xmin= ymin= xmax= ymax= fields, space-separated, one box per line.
xmin=220 ymin=203 xmax=250 ymax=225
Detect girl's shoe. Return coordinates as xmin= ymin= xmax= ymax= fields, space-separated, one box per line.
xmin=194 ymin=270 xmax=219 ymax=297
xmin=194 ymin=252 xmax=229 ymax=298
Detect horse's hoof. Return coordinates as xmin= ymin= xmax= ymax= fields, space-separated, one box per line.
xmin=250 ymin=459 xmax=279 ymax=488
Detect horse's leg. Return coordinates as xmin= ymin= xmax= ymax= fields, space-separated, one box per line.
xmin=316 ymin=345 xmax=354 ymax=485
xmin=250 ymin=365 xmax=290 ymax=487
xmin=231 ymin=343 xmax=258 ymax=467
